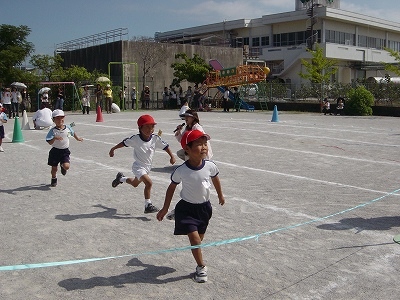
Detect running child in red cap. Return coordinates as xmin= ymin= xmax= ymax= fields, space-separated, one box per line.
xmin=109 ymin=114 xmax=176 ymax=213
xmin=157 ymin=130 xmax=225 ymax=283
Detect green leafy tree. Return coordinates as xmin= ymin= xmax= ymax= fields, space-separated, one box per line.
xmin=29 ymin=54 xmax=63 ymax=81
xmin=171 ymin=53 xmax=211 ymax=86
xmin=299 ymin=44 xmax=337 ymax=84
xmin=0 ymin=24 xmax=34 ymax=84
xmin=383 ymin=48 xmax=400 ymax=76
xmin=346 ymin=86 xmax=374 ymax=115
xmin=60 ymin=65 xmax=92 ymax=86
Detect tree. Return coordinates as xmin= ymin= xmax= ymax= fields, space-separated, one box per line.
xmin=346 ymin=86 xmax=374 ymax=116
xmin=299 ymin=43 xmax=337 ymax=99
xmin=171 ymin=53 xmax=211 ymax=86
xmin=384 ymin=48 xmax=400 ymax=76
xmin=60 ymin=65 xmax=92 ymax=86
xmin=29 ymin=54 xmax=64 ymax=81
xmin=129 ymin=36 xmax=169 ymax=89
xmin=0 ymin=24 xmax=34 ymax=84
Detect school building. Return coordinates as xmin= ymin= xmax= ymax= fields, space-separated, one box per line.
xmin=154 ymin=0 xmax=400 ymax=86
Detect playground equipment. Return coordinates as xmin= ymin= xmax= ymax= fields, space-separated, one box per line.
xmin=198 ymin=59 xmax=270 ymax=111
xmin=38 ymin=82 xmax=81 ymax=111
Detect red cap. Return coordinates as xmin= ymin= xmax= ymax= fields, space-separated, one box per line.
xmin=181 ymin=130 xmax=210 ymax=149
xmin=137 ymin=114 xmax=156 ymax=127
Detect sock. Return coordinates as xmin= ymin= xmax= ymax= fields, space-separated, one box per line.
xmin=145 ymin=199 xmax=151 ymax=207
xmin=121 ymin=177 xmax=127 ymax=183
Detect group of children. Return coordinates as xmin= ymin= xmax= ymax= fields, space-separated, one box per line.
xmin=37 ymin=108 xmax=224 ymax=283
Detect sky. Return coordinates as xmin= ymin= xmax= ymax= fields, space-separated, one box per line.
xmin=2 ymin=0 xmax=400 ymax=59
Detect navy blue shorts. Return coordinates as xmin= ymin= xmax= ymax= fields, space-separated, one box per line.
xmin=48 ymin=147 xmax=71 ymax=167
xmin=174 ymin=200 xmax=212 ymax=235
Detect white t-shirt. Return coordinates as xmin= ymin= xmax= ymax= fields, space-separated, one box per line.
xmin=123 ymin=133 xmax=169 ymax=170
xmin=32 ymin=108 xmax=53 ymax=127
xmin=2 ymin=91 xmax=11 ymax=105
xmin=223 ymin=90 xmax=230 ymax=100
xmin=46 ymin=125 xmax=75 ymax=149
xmin=0 ymin=111 xmax=7 ymax=126
xmin=171 ymin=159 xmax=219 ymax=204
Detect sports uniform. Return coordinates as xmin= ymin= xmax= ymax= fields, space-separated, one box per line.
xmin=171 ymin=159 xmax=219 ymax=235
xmin=123 ymin=133 xmax=169 ymax=179
xmin=46 ymin=123 xmax=75 ymax=167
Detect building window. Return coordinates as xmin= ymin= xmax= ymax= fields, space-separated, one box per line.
xmin=252 ymin=37 xmax=260 ymax=47
xmin=325 ymin=30 xmax=355 ymax=46
xmin=358 ymin=35 xmax=367 ymax=48
xmin=273 ymin=30 xmax=315 ymax=47
xmin=261 ymin=36 xmax=269 ymax=46
xmin=243 ymin=37 xmax=249 ymax=45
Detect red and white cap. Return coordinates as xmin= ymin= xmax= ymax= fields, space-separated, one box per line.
xmin=181 ymin=130 xmax=210 ymax=149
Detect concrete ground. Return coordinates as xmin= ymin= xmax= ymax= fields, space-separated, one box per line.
xmin=1 ymin=108 xmax=400 ymax=299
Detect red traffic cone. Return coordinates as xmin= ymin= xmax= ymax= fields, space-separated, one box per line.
xmin=96 ymin=106 xmax=104 ymax=122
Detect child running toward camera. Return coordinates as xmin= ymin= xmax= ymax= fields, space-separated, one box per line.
xmin=157 ymin=130 xmax=225 ymax=283
xmin=109 ymin=114 xmax=176 ymax=213
xmin=46 ymin=109 xmax=83 ymax=187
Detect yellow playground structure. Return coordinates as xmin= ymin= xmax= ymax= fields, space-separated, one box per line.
xmin=196 ymin=60 xmax=270 ymax=111
xmin=204 ymin=64 xmax=270 ymax=88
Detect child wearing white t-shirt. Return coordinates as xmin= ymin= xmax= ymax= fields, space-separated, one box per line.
xmin=157 ymin=130 xmax=225 ymax=283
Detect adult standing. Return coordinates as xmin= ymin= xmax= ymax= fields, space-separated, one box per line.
xmin=185 ymin=86 xmax=193 ymax=107
xmin=20 ymin=88 xmax=28 ymax=113
xmin=143 ymin=86 xmax=150 ymax=109
xmin=162 ymin=87 xmax=169 ymax=109
xmin=55 ymin=87 xmax=64 ymax=110
xmin=11 ymin=87 xmax=21 ymax=118
xmin=130 ymin=87 xmax=137 ymax=109
xmin=222 ymin=87 xmax=230 ymax=112
xmin=95 ymin=84 xmax=103 ymax=111
xmin=170 ymin=86 xmax=177 ymax=109
xmin=81 ymin=85 xmax=91 ymax=114
xmin=119 ymin=87 xmax=126 ymax=110
xmin=103 ymin=84 xmax=113 ymax=114
xmin=2 ymin=88 xmax=12 ymax=118
xmin=177 ymin=86 xmax=183 ymax=107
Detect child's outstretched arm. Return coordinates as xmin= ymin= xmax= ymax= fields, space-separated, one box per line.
xmin=73 ymin=132 xmax=83 ymax=142
xmin=109 ymin=142 xmax=124 ymax=157
xmin=212 ymin=176 xmax=225 ymax=206
xmin=165 ymin=146 xmax=176 ymax=165
xmin=157 ymin=182 xmax=177 ymax=221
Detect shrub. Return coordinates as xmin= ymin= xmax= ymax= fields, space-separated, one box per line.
xmin=345 ymin=86 xmax=374 ymax=115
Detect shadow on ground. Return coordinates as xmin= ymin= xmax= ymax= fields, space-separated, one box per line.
xmin=58 ymin=258 xmax=189 ymax=290
xmin=317 ymin=216 xmax=400 ymax=232
xmin=55 ymin=204 xmax=151 ymax=221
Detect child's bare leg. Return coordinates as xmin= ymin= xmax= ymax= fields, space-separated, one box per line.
xmin=126 ymin=177 xmax=141 ymax=187
xmin=51 ymin=166 xmax=58 ymax=178
xmin=140 ymin=174 xmax=152 ymax=199
xmin=61 ymin=162 xmax=70 ymax=171
xmin=188 ymin=231 xmax=205 ymax=266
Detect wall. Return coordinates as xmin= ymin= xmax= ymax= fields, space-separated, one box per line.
xmin=121 ymin=42 xmax=243 ymax=95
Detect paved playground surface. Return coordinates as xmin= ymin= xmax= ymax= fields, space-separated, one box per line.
xmin=1 ymin=108 xmax=400 ymax=299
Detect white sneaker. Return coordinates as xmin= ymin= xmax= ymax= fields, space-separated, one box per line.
xmin=166 ymin=209 xmax=175 ymax=220
xmin=194 ymin=265 xmax=207 ymax=283
xmin=0 ymin=146 xmax=4 ymax=152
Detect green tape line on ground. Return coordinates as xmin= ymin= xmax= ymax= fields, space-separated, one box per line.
xmin=1 ymin=187 xmax=399 ymax=272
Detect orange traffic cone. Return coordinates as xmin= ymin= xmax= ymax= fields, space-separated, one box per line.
xmin=96 ymin=106 xmax=103 ymax=122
